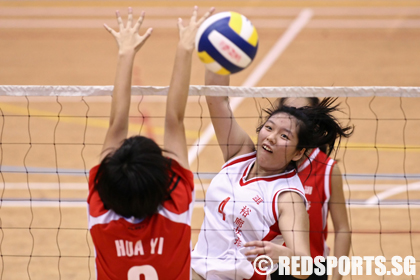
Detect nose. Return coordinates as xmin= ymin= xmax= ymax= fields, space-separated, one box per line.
xmin=266 ymin=133 xmax=276 ymax=144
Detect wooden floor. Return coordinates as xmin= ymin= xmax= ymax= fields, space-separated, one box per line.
xmin=0 ymin=1 xmax=419 ymax=279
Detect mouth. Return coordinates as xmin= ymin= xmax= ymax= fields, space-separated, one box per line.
xmin=262 ymin=144 xmax=273 ymax=153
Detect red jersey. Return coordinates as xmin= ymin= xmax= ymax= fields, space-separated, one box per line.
xmin=298 ymin=148 xmax=336 ymax=259
xmin=88 ymin=159 xmax=194 ymax=280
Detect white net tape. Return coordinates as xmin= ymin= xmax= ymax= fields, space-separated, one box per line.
xmin=1 ymin=85 xmax=420 ymax=97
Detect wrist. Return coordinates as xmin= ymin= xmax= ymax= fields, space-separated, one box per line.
xmin=118 ymin=49 xmax=137 ymax=58
xmin=177 ymin=42 xmax=195 ymax=54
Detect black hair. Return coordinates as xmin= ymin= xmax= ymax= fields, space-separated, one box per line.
xmin=257 ymin=97 xmax=353 ymax=165
xmin=276 ymin=97 xmax=328 ymax=153
xmin=94 ymin=136 xmax=171 ymax=219
xmin=276 ymin=97 xmax=320 ymax=108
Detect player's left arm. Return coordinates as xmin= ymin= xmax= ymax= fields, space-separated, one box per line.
xmin=244 ymin=191 xmax=310 ymax=280
xmin=329 ymin=164 xmax=351 ymax=280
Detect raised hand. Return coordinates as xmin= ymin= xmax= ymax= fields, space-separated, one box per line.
xmin=99 ymin=8 xmax=152 ymax=162
xmin=104 ymin=7 xmax=153 ymax=54
xmin=177 ymin=6 xmax=215 ymax=51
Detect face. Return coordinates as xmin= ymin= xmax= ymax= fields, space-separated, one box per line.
xmin=255 ymin=112 xmax=305 ymax=175
xmin=281 ymin=97 xmax=311 ymax=108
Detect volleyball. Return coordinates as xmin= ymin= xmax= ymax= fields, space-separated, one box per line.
xmin=195 ymin=11 xmax=259 ymax=75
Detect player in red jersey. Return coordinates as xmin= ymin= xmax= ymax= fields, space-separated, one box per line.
xmin=270 ymin=97 xmax=352 ymax=280
xmin=88 ymin=7 xmax=214 ymax=280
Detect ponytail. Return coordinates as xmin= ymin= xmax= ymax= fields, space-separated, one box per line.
xmin=257 ymin=97 xmax=353 ymax=157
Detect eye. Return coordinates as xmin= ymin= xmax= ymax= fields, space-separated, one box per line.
xmin=281 ymin=133 xmax=289 ymax=140
xmin=265 ymin=125 xmax=272 ymax=131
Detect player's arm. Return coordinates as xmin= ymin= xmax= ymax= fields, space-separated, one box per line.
xmin=163 ymin=7 xmax=214 ymax=169
xmin=329 ymin=165 xmax=351 ymax=280
xmin=205 ymin=69 xmax=255 ymax=162
xmin=244 ymin=192 xmax=310 ymax=279
xmin=100 ymin=8 xmax=152 ymax=162
xmin=276 ymin=191 xmax=310 ymax=279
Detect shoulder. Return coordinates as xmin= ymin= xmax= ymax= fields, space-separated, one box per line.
xmin=276 ymin=190 xmax=308 ymax=217
xmin=167 ymin=158 xmax=194 ymax=192
xmin=274 ymin=172 xmax=308 ymax=209
xmin=88 ymin=165 xmax=100 ymax=193
xmin=221 ymin=151 xmax=256 ymax=169
xmin=316 ymin=149 xmax=336 ymax=166
xmin=88 ymin=164 xmax=109 ymax=217
xmin=169 ymin=158 xmax=193 ymax=179
xmin=299 ymin=148 xmax=336 ymax=174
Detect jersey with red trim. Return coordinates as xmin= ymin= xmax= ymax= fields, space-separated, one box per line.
xmin=298 ymin=148 xmax=336 ymax=259
xmin=191 ymin=152 xmax=306 ymax=280
xmin=88 ymin=159 xmax=194 ymax=280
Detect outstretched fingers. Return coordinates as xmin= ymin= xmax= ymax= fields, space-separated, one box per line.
xmin=189 ymin=6 xmax=198 ymax=24
xmin=196 ymin=7 xmax=215 ymax=25
xmin=115 ymin=10 xmax=124 ymax=30
xmin=135 ymin=27 xmax=153 ymax=50
xmin=133 ymin=11 xmax=146 ymax=32
xmin=103 ymin=23 xmax=117 ymax=37
xmin=177 ymin=17 xmax=184 ymax=30
xmin=127 ymin=7 xmax=133 ymax=28
xmin=142 ymin=27 xmax=153 ymax=40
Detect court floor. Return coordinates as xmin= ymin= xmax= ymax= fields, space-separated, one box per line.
xmin=0 ymin=0 xmax=419 ymax=279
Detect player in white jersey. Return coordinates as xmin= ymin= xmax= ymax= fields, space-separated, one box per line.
xmin=89 ymin=7 xmax=214 ymax=279
xmin=193 ymin=151 xmax=307 ymax=280
xmin=191 ymin=71 xmax=353 ymax=280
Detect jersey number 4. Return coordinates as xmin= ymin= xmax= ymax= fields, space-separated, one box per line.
xmin=218 ymin=197 xmax=231 ymax=221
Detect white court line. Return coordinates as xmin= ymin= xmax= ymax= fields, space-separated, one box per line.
xmin=346 ymin=204 xmax=420 ymax=209
xmin=1 ymin=183 xmax=88 ymax=190
xmin=0 ymin=200 xmax=87 ymax=208
xmin=2 ymin=7 xmax=420 ymax=17
xmin=4 ymin=18 xmax=420 ymax=29
xmin=187 ymin=8 xmax=314 ymax=164
xmin=365 ymin=181 xmax=420 ymax=205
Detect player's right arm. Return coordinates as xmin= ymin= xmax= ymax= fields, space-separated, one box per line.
xmin=163 ymin=6 xmax=214 ymax=169
xmin=205 ymin=69 xmax=255 ymax=162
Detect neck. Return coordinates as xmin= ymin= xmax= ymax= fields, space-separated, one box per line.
xmin=296 ymin=148 xmax=313 ymax=167
xmin=246 ymin=161 xmax=286 ymax=180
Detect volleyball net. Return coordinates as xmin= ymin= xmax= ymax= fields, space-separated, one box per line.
xmin=0 ymin=85 xmax=419 ymax=279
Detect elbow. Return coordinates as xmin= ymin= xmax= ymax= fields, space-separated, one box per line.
xmin=335 ymin=225 xmax=351 ymax=237
xmin=205 ymin=95 xmax=229 ymax=106
xmin=108 ymin=118 xmax=128 ymax=134
xmin=165 ymin=114 xmax=184 ymax=132
xmin=165 ymin=112 xmax=183 ymax=127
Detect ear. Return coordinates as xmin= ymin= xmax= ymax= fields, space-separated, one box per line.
xmin=292 ymin=148 xmax=306 ymax=162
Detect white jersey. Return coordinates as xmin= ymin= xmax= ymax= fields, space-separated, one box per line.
xmin=192 ymin=152 xmax=306 ymax=280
